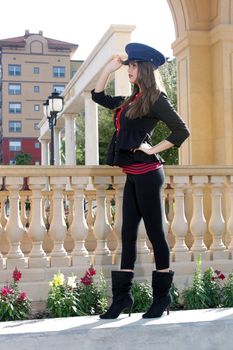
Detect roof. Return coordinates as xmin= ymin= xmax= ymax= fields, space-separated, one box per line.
xmin=0 ymin=32 xmax=78 ymax=54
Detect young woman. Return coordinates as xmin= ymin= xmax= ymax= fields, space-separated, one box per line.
xmin=91 ymin=43 xmax=190 ymax=319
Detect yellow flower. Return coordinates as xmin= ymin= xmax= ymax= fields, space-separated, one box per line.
xmin=52 ymin=272 xmax=65 ymax=287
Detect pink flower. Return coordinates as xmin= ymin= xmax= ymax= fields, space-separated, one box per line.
xmin=1 ymin=286 xmax=13 ymax=296
xmin=20 ymin=292 xmax=27 ymax=301
xmin=219 ymin=273 xmax=225 ymax=280
xmin=88 ymin=266 xmax=96 ymax=276
xmin=80 ymin=275 xmax=92 ymax=285
xmin=13 ymin=268 xmax=22 ymax=282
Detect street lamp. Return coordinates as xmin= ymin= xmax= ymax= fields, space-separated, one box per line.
xmin=43 ymin=91 xmax=64 ymax=165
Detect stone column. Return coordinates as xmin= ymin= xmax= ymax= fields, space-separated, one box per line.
xmin=64 ymin=114 xmax=76 ymax=165
xmin=190 ymin=176 xmax=209 ymax=260
xmin=40 ymin=139 xmax=50 ymax=165
xmin=172 ymin=31 xmax=213 ymax=165
xmin=70 ymin=177 xmax=90 ymax=266
xmin=92 ymin=176 xmax=112 ymax=266
xmin=48 ymin=177 xmax=70 ymax=267
xmin=83 ymin=92 xmax=99 ymax=165
xmin=209 ymin=176 xmax=228 ymax=259
xmin=27 ymin=177 xmax=48 ymax=267
xmin=171 ymin=176 xmax=191 ymax=262
xmin=54 ymin=128 xmax=61 ymax=165
xmin=5 ymin=177 xmax=27 ymax=269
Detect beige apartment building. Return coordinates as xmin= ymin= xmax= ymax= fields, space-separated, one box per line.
xmin=0 ymin=30 xmax=80 ymax=164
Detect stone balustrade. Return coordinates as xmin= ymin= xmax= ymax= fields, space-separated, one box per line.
xmin=0 ymin=165 xmax=232 ymax=300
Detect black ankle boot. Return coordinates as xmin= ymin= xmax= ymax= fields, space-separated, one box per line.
xmin=100 ymin=271 xmax=134 ymax=319
xmin=142 ymin=270 xmax=174 ymax=318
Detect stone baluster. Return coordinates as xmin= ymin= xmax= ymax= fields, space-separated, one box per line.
xmin=227 ymin=176 xmax=233 ymax=258
xmin=209 ymin=176 xmax=228 ymax=259
xmin=48 ymin=177 xmax=70 ymax=267
xmin=5 ymin=177 xmax=27 ymax=269
xmin=92 ymin=177 xmax=112 ymax=266
xmin=20 ymin=192 xmax=29 ymax=227
xmin=190 ymin=176 xmax=209 ymax=260
xmin=112 ymin=176 xmax=125 ymax=265
xmin=171 ymin=176 xmax=191 ymax=262
xmin=70 ymin=176 xmax=90 ymax=266
xmin=27 ymin=177 xmax=48 ymax=267
xmin=85 ymin=191 xmax=96 ymax=253
xmin=136 ymin=219 xmax=151 ymax=267
xmin=0 ymin=191 xmax=8 ymax=228
xmin=0 ymin=207 xmax=4 ymax=268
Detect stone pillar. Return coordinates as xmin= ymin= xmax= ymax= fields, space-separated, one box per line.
xmin=64 ymin=114 xmax=76 ymax=165
xmin=5 ymin=177 xmax=27 ymax=269
xmin=83 ymin=92 xmax=99 ymax=165
xmin=171 ymin=176 xmax=191 ymax=262
xmin=27 ymin=177 xmax=48 ymax=267
xmin=48 ymin=177 xmax=70 ymax=267
xmin=54 ymin=128 xmax=61 ymax=165
xmin=40 ymin=139 xmax=50 ymax=165
xmin=172 ymin=31 xmax=213 ymax=165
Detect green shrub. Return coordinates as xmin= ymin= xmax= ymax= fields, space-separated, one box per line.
xmin=221 ymin=273 xmax=233 ymax=307
xmin=132 ymin=281 xmax=152 ymax=312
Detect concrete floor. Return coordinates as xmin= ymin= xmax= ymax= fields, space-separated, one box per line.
xmin=0 ymin=308 xmax=233 ymax=350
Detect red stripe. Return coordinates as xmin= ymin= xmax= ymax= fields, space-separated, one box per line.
xmin=122 ymin=162 xmax=162 ymax=174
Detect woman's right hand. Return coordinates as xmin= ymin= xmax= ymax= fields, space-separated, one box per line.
xmin=104 ymin=55 xmax=123 ymax=74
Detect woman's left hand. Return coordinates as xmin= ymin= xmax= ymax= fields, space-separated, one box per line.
xmin=134 ymin=142 xmax=153 ymax=155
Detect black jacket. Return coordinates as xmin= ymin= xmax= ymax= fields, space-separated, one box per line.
xmin=91 ymin=90 xmax=190 ymax=166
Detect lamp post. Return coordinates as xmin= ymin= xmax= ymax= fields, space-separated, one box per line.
xmin=43 ymin=91 xmax=64 ymax=165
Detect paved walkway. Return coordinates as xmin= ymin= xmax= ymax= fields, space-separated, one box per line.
xmin=0 ymin=308 xmax=233 ymax=350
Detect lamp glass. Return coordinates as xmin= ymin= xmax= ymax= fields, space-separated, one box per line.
xmin=49 ymin=93 xmax=64 ymax=113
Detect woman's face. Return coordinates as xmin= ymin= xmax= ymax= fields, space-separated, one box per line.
xmin=128 ymin=61 xmax=139 ymax=85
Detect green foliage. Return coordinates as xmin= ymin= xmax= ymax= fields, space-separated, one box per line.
xmin=132 ymin=281 xmax=152 ymax=312
xmin=182 ymin=255 xmax=208 ymax=309
xmin=170 ymin=282 xmax=181 ymax=310
xmin=202 ymin=267 xmax=222 ymax=308
xmin=0 ymin=268 xmax=31 ymax=321
xmin=46 ymin=268 xmax=108 ymax=318
xmin=221 ymin=273 xmax=233 ymax=307
xmin=15 ymin=152 xmax=32 ymax=165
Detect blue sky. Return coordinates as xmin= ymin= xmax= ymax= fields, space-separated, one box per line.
xmin=0 ymin=0 xmax=175 ymax=60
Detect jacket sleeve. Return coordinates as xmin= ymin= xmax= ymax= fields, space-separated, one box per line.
xmin=151 ymin=92 xmax=190 ymax=147
xmin=91 ymin=89 xmax=124 ymax=110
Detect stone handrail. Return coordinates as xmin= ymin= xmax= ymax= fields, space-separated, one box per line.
xmin=0 ymin=165 xmax=232 ymax=300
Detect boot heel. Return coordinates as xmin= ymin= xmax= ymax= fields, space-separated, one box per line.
xmin=166 ymin=306 xmax=170 ymax=315
xmin=128 ymin=304 xmax=133 ymax=317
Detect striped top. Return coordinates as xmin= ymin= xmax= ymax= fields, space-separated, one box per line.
xmin=122 ymin=162 xmax=162 ymax=174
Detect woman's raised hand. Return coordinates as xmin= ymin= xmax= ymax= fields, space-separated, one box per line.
xmin=105 ymin=55 xmax=123 ymax=73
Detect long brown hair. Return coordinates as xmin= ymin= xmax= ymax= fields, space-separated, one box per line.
xmin=120 ymin=61 xmax=162 ymax=119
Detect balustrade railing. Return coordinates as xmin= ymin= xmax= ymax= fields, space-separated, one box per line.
xmin=0 ymin=165 xmax=232 ymax=299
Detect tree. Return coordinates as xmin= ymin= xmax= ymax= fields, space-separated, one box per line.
xmin=15 ymin=152 xmax=32 ymax=165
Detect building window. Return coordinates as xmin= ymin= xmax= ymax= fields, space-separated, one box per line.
xmin=53 ymin=66 xmax=65 ymax=78
xmin=8 ymin=64 xmax=21 ymax=76
xmin=8 ymin=84 xmax=21 ymax=95
xmin=34 ymin=85 xmax=40 ymax=93
xmin=9 ymin=140 xmax=21 ymax=151
xmin=33 ymin=67 xmax=40 ymax=74
xmin=35 ymin=142 xmax=40 ymax=149
xmin=34 ymin=104 xmax=40 ymax=111
xmin=34 ymin=122 xmax=40 ymax=130
xmin=9 ymin=121 xmax=22 ymax=132
xmin=9 ymin=102 xmax=21 ymax=113
xmin=53 ymin=85 xmax=65 ymax=94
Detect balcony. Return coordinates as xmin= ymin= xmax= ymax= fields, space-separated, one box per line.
xmin=0 ymin=165 xmax=232 ymax=302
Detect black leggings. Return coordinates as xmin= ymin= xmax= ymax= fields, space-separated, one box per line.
xmin=120 ymin=167 xmax=170 ymax=270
